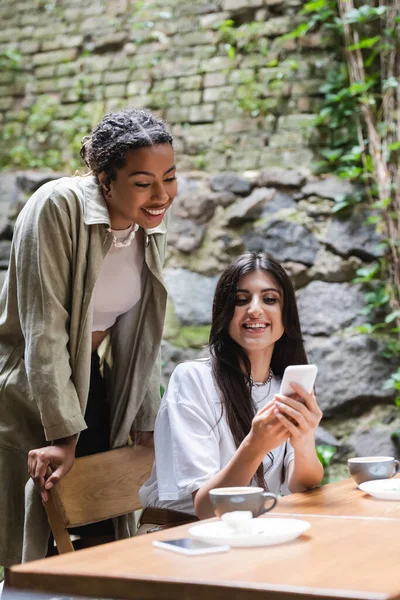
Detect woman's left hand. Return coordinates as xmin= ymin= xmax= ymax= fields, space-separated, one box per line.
xmin=272 ymin=383 xmax=322 ymax=450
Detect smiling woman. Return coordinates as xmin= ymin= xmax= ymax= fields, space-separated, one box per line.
xmin=137 ymin=253 xmax=324 ymax=531
xmin=0 ymin=108 xmax=177 ymax=570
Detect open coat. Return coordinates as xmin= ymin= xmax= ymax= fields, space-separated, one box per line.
xmin=0 ymin=175 xmax=168 ymax=566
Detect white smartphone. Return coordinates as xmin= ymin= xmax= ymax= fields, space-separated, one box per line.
xmin=279 ymin=364 xmax=318 ymax=397
xmin=152 ymin=538 xmax=230 ymax=556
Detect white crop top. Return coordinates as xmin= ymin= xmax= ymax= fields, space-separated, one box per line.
xmin=92 ymin=226 xmax=144 ymax=332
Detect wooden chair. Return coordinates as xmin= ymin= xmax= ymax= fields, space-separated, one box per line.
xmin=44 ymin=444 xmax=154 ymax=554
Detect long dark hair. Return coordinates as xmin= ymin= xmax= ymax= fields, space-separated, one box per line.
xmin=209 ymin=252 xmax=307 ymax=489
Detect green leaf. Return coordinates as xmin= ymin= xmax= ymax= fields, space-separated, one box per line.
xmin=385 ymin=311 xmax=400 ymax=324
xmin=388 ymin=141 xmax=400 ymax=152
xmin=383 ymin=76 xmax=399 ymax=90
xmin=281 ymin=22 xmax=310 ymax=41
xmin=225 ymin=44 xmax=236 ymax=60
xmin=316 ymin=445 xmax=336 ymax=468
xmin=302 ymin=0 xmax=327 ymax=12
xmin=348 ymin=36 xmax=380 ymax=51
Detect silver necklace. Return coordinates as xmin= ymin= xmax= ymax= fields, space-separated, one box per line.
xmin=107 ymin=223 xmax=139 ymax=248
xmin=250 ymin=368 xmax=273 ymax=388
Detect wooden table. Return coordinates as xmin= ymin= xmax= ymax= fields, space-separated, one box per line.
xmin=10 ymin=478 xmax=400 ymax=600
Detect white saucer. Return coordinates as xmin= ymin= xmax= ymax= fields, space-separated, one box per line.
xmin=358 ymin=479 xmax=400 ymax=500
xmin=189 ymin=518 xmax=310 ymax=548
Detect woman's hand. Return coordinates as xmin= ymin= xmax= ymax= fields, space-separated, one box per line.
xmin=27 ymin=435 xmax=77 ymax=502
xmin=246 ymin=402 xmax=290 ymax=456
xmin=272 ymin=383 xmax=322 ymax=451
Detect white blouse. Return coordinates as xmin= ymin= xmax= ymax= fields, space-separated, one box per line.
xmin=92 ymin=226 xmax=144 ymax=331
xmin=139 ymin=359 xmax=294 ymax=514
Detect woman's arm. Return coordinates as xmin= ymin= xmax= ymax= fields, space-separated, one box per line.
xmin=272 ymin=383 xmax=324 ymax=492
xmin=193 ymin=403 xmax=290 ymax=519
xmin=15 ymin=194 xmax=87 ymax=441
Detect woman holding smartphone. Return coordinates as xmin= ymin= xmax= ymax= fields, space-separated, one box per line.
xmin=138 ymin=252 xmax=323 ymax=531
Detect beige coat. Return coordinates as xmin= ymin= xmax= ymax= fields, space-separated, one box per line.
xmin=0 ymin=176 xmax=168 ymax=566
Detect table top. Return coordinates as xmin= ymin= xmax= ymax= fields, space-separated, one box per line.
xmin=10 ymin=478 xmax=400 ymax=600
xmin=274 ymin=475 xmax=400 ymax=520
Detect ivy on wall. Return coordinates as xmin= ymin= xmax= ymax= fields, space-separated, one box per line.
xmin=220 ymin=0 xmax=399 ymax=403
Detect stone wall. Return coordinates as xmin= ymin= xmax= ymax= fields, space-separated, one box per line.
xmin=0 ymin=0 xmax=331 ymax=171
xmin=1 ymin=168 xmax=398 ymax=480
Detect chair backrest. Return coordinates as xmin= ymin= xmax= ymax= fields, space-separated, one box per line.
xmin=44 ymin=445 xmax=154 ymax=553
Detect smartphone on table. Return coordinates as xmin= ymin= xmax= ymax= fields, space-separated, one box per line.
xmin=279 ymin=365 xmax=318 ymax=399
xmin=152 ymin=538 xmax=230 ymax=556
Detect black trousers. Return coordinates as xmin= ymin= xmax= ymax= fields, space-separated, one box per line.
xmin=69 ymin=353 xmax=114 ymax=536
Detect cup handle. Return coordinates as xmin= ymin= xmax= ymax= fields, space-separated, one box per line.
xmin=392 ymin=460 xmax=400 ymax=477
xmin=261 ymin=492 xmax=277 ymax=514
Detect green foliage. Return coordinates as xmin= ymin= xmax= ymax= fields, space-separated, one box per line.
xmin=385 ymin=367 xmax=400 ymax=403
xmin=0 ymin=47 xmax=22 ymax=70
xmin=1 ymin=97 xmax=104 ymax=172
xmin=316 ymin=444 xmax=336 ymax=468
xmin=285 ymin=0 xmax=400 ymax=407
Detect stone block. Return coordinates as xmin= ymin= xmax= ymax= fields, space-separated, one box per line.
xmin=0 ymin=96 xmax=14 ymax=110
xmin=277 ymin=113 xmax=316 ymax=131
xmin=210 ymin=172 xmax=252 ymax=195
xmin=0 ymin=72 xmax=14 ymax=85
xmin=179 ymin=75 xmax=202 ymax=90
xmin=173 ymin=30 xmax=215 ymax=46
xmin=292 ymin=80 xmax=325 ymax=95
xmin=153 ymin=57 xmax=199 ymax=78
xmin=180 ymin=90 xmax=202 ymax=106
xmin=269 ymin=131 xmax=304 ymax=148
xmin=216 ymin=101 xmax=244 ymax=120
xmin=164 ymin=268 xmax=218 ymax=325
xmin=104 ymin=70 xmax=130 ymax=85
xmin=127 ymin=80 xmax=151 ymax=96
xmin=263 ymin=16 xmax=293 ymax=36
xmin=35 ymin=65 xmax=57 ymax=79
xmin=37 ymin=79 xmax=57 ymax=93
xmin=222 ymin=0 xmax=262 ymax=9
xmin=32 ymin=49 xmax=77 ymax=66
xmin=203 ymin=72 xmax=226 ymax=87
xmin=226 ymin=187 xmax=275 ymax=226
xmin=199 ymin=11 xmax=230 ymax=28
xmin=166 ymin=106 xmax=190 ymax=123
xmin=228 ymin=152 xmax=261 ymax=171
xmin=104 ymin=84 xmax=127 ymax=99
xmin=324 ymin=210 xmax=384 ymax=260
xmin=224 ymin=118 xmax=258 ymax=133
xmin=56 ymin=62 xmax=79 ymax=77
xmin=152 ymin=79 xmax=177 ymax=93
xmin=244 ymin=219 xmax=320 ymax=265
xmin=188 ymin=104 xmax=215 ymax=123
xmin=228 ymin=69 xmax=255 ymax=85
xmin=259 ymin=148 xmax=314 ymax=169
xmin=257 ymin=167 xmax=306 ymax=188
xmin=201 ymin=56 xmax=232 ymax=73
xmin=297 ymin=281 xmax=365 ymax=336
xmin=203 ymin=86 xmax=234 ymax=103
xmin=20 ymin=40 xmax=40 ymax=54
xmin=307 ymin=335 xmax=396 ymax=416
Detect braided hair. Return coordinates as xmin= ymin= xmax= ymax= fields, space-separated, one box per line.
xmin=80 ymin=108 xmax=173 ymax=181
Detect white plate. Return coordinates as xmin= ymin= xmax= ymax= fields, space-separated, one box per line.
xmin=188 ymin=518 xmax=310 ymax=548
xmin=358 ymin=479 xmax=400 ymax=500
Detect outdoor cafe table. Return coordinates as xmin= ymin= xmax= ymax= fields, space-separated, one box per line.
xmin=9 ymin=478 xmax=400 ymax=600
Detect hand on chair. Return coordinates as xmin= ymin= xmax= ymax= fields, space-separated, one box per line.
xmin=27 ymin=435 xmax=77 ymax=502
